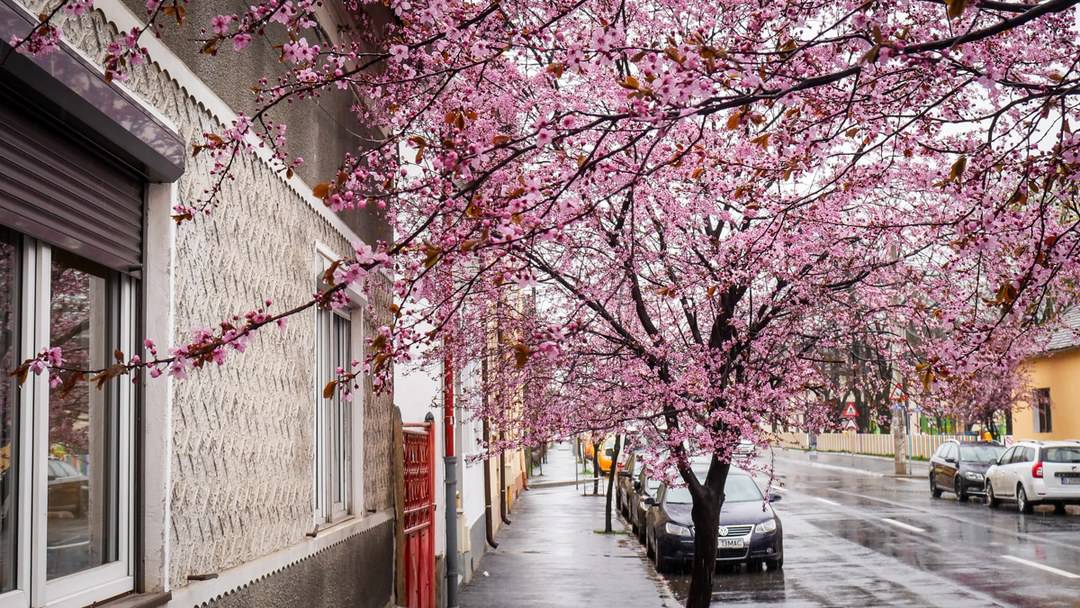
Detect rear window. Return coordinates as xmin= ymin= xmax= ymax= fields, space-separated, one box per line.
xmin=1042 ymin=447 xmax=1080 ymax=463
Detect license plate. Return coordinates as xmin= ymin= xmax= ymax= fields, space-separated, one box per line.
xmin=1062 ymin=477 xmax=1080 ymax=485
xmin=718 ymin=538 xmax=745 ymax=549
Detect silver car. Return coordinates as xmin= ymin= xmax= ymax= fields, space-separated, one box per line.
xmin=986 ymin=440 xmax=1080 ymax=513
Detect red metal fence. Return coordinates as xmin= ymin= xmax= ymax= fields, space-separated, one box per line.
xmin=402 ymin=422 xmax=435 ymax=608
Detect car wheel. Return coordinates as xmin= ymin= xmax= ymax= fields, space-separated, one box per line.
xmin=1055 ymin=503 xmax=1068 ymax=515
xmin=1017 ymin=485 xmax=1034 ymax=514
xmin=654 ymin=541 xmax=672 ymax=573
xmin=646 ymin=530 xmax=655 ymax=558
xmin=955 ymin=477 xmax=967 ymax=502
xmin=986 ymin=483 xmax=999 ymax=509
xmin=765 ymin=557 xmax=784 ymax=571
xmin=930 ymin=475 xmax=942 ymax=498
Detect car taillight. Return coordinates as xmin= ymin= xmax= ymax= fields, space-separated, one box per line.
xmin=1032 ymin=461 xmax=1043 ymax=479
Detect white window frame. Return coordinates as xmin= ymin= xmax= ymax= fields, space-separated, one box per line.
xmin=312 ymin=243 xmax=366 ymax=527
xmin=0 ymin=239 xmax=135 ymax=608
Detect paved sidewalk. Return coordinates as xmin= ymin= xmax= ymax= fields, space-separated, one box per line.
xmin=459 ymin=444 xmax=677 ymax=608
xmin=773 ymin=447 xmax=930 ymax=478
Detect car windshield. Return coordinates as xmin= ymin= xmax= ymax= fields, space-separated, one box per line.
xmin=646 ymin=479 xmax=661 ymax=492
xmin=959 ymin=444 xmax=1005 ymax=463
xmin=1043 ymin=447 xmax=1080 ymax=463
xmin=665 ymin=475 xmax=763 ymax=504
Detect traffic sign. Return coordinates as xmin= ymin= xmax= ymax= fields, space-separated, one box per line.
xmin=843 ymin=403 xmax=858 ymax=418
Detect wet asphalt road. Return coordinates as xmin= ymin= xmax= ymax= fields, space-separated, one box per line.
xmin=661 ymin=450 xmax=1080 ymax=607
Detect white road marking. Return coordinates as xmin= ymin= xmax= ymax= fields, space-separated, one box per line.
xmin=895 ymin=478 xmax=920 ymax=483
xmin=814 ymin=497 xmax=840 ymax=506
xmin=880 ymin=518 xmax=926 ymax=533
xmin=1001 ymin=555 xmax=1080 ymax=579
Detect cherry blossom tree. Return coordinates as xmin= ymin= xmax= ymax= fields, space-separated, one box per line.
xmin=12 ymin=0 xmax=1080 ymax=605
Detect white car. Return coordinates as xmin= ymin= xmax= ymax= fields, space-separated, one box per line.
xmin=985 ymin=440 xmax=1080 ymax=513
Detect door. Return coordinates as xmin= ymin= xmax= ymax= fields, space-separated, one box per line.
xmin=940 ymin=443 xmax=959 ymax=490
xmin=401 ymin=423 xmax=434 ymax=608
xmin=988 ymin=447 xmax=1014 ymax=495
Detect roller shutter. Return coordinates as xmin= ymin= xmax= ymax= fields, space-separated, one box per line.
xmin=0 ymin=86 xmax=144 ymax=273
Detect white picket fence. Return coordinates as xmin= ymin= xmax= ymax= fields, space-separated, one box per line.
xmin=774 ymin=431 xmax=977 ymax=460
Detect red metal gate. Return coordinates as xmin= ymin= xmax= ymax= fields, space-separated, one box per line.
xmin=402 ymin=422 xmax=435 ymax=608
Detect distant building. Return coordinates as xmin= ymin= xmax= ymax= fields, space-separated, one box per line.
xmin=1013 ymin=308 xmax=1080 ymax=440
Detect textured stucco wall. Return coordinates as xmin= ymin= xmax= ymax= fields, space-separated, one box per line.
xmin=205 ymin=520 xmax=395 ymax=608
xmin=23 ymin=1 xmax=396 ymax=593
xmin=114 ymin=0 xmax=391 ymax=246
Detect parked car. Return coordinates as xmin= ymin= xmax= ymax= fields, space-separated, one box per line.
xmin=617 ymin=451 xmax=645 ymax=515
xmin=598 ymin=436 xmax=621 ymax=473
xmin=644 ymin=469 xmax=783 ymax=573
xmin=733 ymin=438 xmax=755 ymax=458
xmin=986 ymin=441 xmax=1080 ymax=513
xmin=929 ymin=440 xmax=1005 ymax=501
xmin=47 ymin=458 xmax=89 ymax=516
xmin=629 ymin=468 xmax=662 ymax=542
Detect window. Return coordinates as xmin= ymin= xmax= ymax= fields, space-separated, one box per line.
xmin=999 ymin=447 xmax=1015 ymax=464
xmin=1033 ymin=388 xmax=1052 ymax=433
xmin=0 ymin=230 xmax=135 ymax=608
xmin=315 ymin=309 xmax=353 ymax=523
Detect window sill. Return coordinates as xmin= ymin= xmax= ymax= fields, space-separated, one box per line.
xmin=93 ymin=592 xmax=171 ymax=608
xmin=308 ymin=515 xmax=358 ymax=538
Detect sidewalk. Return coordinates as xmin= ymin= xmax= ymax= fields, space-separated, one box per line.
xmin=773 ymin=447 xmax=930 ymax=478
xmin=458 ymin=444 xmax=677 ymax=608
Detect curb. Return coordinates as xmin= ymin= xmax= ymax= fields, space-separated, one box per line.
xmin=529 ymin=478 xmax=609 ymax=489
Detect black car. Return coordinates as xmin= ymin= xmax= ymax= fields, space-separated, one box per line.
xmin=645 ymin=471 xmax=783 ymax=573
xmin=629 ymin=468 xmax=662 ymax=542
xmin=930 ymin=440 xmax=1005 ymax=501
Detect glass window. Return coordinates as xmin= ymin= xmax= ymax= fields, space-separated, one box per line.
xmin=1033 ymin=388 xmax=1053 ymax=433
xmin=998 ymin=447 xmax=1014 ymax=464
xmin=0 ymin=234 xmax=135 ymax=606
xmin=315 ymin=309 xmax=353 ymax=522
xmin=0 ymin=229 xmax=19 ymax=593
xmin=959 ymin=444 xmax=1005 ymax=463
xmin=1043 ymin=447 xmax=1080 ymax=463
xmin=665 ymin=475 xmax=763 ymax=504
xmin=47 ymin=250 xmax=119 ymax=580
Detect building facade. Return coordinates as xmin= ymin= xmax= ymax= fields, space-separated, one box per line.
xmin=1013 ymin=308 xmax=1080 ymax=441
xmin=0 ymin=1 xmax=396 ymax=607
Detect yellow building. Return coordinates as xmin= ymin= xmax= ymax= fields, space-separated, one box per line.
xmin=1013 ymin=309 xmax=1080 ymax=440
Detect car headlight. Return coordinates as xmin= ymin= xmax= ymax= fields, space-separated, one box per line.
xmin=755 ymin=519 xmax=777 ymax=534
xmin=665 ymin=522 xmax=693 ymax=537
xmin=963 ymin=472 xmax=984 ymax=481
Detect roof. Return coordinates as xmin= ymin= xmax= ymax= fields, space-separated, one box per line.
xmin=1045 ymin=307 xmax=1080 ymax=352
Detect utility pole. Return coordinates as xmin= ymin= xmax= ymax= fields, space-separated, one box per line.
xmin=443 ymin=347 xmax=459 ymax=608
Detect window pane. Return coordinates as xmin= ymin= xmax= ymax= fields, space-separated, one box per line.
xmin=332 ymin=315 xmax=351 ymax=508
xmin=0 ymin=230 xmax=19 ymax=592
xmin=47 ymin=251 xmax=117 ymax=579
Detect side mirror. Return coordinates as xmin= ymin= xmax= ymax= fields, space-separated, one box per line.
xmin=768 ymin=494 xmax=782 ymax=503
xmin=643 ymin=497 xmax=655 ymax=507
xmin=633 ymin=481 xmax=641 ymax=491
xmin=945 ymin=456 xmax=957 ymax=465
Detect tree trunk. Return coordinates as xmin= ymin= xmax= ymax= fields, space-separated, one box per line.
xmin=686 ymin=458 xmax=730 ymax=608
xmin=604 ymin=435 xmax=622 ymax=533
